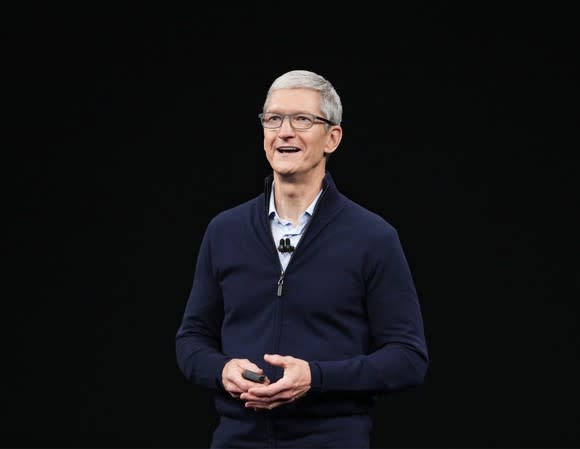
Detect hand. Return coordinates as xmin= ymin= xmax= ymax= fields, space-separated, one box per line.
xmin=221 ymin=359 xmax=270 ymax=399
xmin=240 ymin=354 xmax=311 ymax=410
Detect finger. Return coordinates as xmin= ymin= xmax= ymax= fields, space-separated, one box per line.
xmin=225 ymin=382 xmax=244 ymax=395
xmin=245 ymin=399 xmax=288 ymax=410
xmin=263 ymin=353 xmax=289 ymax=368
xmin=243 ymin=399 xmax=269 ymax=407
xmin=243 ymin=363 xmax=265 ymax=374
xmin=240 ymin=389 xmax=279 ymax=402
xmin=247 ymin=380 xmax=291 ymax=397
xmin=242 ymin=388 xmax=295 ymax=403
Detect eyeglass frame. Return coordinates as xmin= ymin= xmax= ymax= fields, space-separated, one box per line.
xmin=258 ymin=112 xmax=336 ymax=130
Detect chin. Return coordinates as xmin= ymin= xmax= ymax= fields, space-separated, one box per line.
xmin=272 ymin=162 xmax=298 ymax=175
xmin=274 ymin=169 xmax=297 ymax=178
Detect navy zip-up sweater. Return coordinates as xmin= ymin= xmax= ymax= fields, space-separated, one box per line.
xmin=176 ymin=172 xmax=428 ymax=445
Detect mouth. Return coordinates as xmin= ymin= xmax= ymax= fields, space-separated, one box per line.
xmin=277 ymin=146 xmax=301 ymax=153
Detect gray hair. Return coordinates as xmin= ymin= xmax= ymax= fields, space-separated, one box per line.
xmin=263 ymin=70 xmax=342 ymax=126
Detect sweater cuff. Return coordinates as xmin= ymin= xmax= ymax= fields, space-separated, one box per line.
xmin=308 ymin=361 xmax=323 ymax=393
xmin=204 ymin=354 xmax=230 ymax=391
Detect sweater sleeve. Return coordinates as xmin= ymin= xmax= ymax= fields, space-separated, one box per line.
xmin=175 ymin=222 xmax=229 ymax=390
xmin=309 ymin=225 xmax=428 ymax=393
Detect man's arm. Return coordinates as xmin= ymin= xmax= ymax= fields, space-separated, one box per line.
xmin=175 ymin=224 xmax=230 ymax=390
xmin=309 ymin=225 xmax=428 ymax=393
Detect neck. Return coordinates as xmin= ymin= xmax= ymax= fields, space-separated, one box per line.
xmin=273 ymin=172 xmax=325 ymax=226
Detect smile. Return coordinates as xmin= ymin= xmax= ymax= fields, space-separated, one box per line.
xmin=277 ymin=147 xmax=300 ymax=153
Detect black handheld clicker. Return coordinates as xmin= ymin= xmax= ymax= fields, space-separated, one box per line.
xmin=242 ymin=369 xmax=266 ymax=383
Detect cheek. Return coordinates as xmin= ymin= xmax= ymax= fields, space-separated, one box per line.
xmin=263 ymin=135 xmax=275 ymax=151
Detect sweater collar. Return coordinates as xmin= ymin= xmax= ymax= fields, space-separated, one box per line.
xmin=263 ymin=171 xmax=339 ymax=216
xmin=260 ymin=171 xmax=345 ymax=256
xmin=268 ymin=181 xmax=323 ymax=221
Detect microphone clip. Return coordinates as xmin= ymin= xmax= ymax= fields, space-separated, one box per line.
xmin=278 ymin=238 xmax=295 ymax=253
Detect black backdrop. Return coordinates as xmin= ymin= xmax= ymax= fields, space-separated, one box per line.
xmin=3 ymin=3 xmax=579 ymax=448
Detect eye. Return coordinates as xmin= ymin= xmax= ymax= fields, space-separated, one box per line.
xmin=294 ymin=114 xmax=313 ymax=125
xmin=265 ymin=114 xmax=282 ymax=124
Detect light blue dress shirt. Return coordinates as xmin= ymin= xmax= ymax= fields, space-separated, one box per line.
xmin=269 ymin=183 xmax=323 ymax=271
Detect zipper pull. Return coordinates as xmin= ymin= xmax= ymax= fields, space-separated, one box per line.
xmin=277 ymin=270 xmax=285 ymax=297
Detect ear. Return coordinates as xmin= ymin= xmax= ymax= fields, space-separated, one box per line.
xmin=324 ymin=125 xmax=343 ymax=157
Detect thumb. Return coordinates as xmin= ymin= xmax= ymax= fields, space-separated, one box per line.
xmin=263 ymin=353 xmax=286 ymax=367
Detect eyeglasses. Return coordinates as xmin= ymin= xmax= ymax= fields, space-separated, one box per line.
xmin=258 ymin=112 xmax=335 ymax=130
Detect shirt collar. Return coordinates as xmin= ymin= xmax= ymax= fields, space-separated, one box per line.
xmin=269 ymin=181 xmax=322 ymax=221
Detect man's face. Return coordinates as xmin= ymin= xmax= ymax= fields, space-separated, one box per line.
xmin=263 ymin=88 xmax=341 ymax=180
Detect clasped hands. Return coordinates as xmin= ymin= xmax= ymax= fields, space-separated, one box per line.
xmin=222 ymin=354 xmax=311 ymax=410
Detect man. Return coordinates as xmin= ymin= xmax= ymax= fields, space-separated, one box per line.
xmin=176 ymin=69 xmax=428 ymax=448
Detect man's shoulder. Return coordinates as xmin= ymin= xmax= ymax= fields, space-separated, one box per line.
xmin=337 ymin=196 xmax=405 ymax=256
xmin=341 ymin=195 xmax=397 ymax=235
xmin=208 ymin=194 xmax=263 ymax=227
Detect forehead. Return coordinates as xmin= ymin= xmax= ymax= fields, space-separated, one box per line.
xmin=266 ymin=88 xmax=321 ymax=113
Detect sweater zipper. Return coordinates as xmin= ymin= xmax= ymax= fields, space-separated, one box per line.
xmin=277 ymin=270 xmax=285 ymax=297
xmin=272 ymin=185 xmax=329 ymax=297
xmin=268 ymin=222 xmax=286 ymax=296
